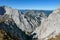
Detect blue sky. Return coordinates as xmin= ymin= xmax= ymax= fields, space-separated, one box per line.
xmin=0 ymin=0 xmax=60 ymax=10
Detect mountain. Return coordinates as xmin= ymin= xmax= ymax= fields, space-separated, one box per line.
xmin=32 ymin=6 xmax=60 ymax=40
xmin=0 ymin=6 xmax=50 ymax=40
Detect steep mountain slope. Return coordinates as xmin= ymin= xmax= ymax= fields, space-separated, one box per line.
xmin=32 ymin=7 xmax=60 ymax=40
xmin=0 ymin=14 xmax=29 ymax=40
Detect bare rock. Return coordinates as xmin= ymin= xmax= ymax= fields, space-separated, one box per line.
xmin=32 ymin=7 xmax=60 ymax=40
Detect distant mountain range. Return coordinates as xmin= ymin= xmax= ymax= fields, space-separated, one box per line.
xmin=20 ymin=10 xmax=53 ymax=16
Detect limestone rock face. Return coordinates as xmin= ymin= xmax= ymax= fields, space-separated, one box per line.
xmin=24 ymin=11 xmax=47 ymax=34
xmin=32 ymin=7 xmax=60 ymax=40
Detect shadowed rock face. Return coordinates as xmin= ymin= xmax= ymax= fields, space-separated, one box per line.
xmin=0 ymin=7 xmax=6 ymax=15
xmin=0 ymin=29 xmax=14 ymax=40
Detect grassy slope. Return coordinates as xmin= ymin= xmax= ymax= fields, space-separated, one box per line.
xmin=48 ymin=34 xmax=60 ymax=40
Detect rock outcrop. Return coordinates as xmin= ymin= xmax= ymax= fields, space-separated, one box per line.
xmin=32 ymin=7 xmax=60 ymax=40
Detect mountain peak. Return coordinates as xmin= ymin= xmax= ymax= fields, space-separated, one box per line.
xmin=0 ymin=6 xmax=11 ymax=8
xmin=52 ymin=6 xmax=60 ymax=14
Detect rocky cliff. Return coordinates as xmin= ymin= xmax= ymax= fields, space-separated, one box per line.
xmin=32 ymin=6 xmax=60 ymax=40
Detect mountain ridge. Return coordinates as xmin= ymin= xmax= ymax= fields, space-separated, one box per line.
xmin=32 ymin=6 xmax=60 ymax=40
